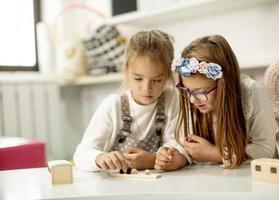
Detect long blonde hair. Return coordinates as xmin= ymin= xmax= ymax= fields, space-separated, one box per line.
xmin=119 ymin=30 xmax=174 ymax=92
xmin=175 ymin=35 xmax=247 ymax=168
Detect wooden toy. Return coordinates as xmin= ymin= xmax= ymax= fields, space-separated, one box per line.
xmin=110 ymin=168 xmax=161 ymax=179
xmin=144 ymin=169 xmax=151 ymax=175
xmin=251 ymin=158 xmax=279 ymax=185
xmin=131 ymin=168 xmax=137 ymax=174
xmin=48 ymin=160 xmax=73 ymax=185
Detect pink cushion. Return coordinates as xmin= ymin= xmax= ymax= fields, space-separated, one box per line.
xmin=0 ymin=140 xmax=46 ymax=170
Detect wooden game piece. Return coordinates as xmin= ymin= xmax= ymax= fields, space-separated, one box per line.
xmin=131 ymin=168 xmax=137 ymax=174
xmin=48 ymin=160 xmax=73 ymax=185
xmin=251 ymin=158 xmax=279 ymax=185
xmin=126 ymin=168 xmax=132 ymax=174
xmin=110 ymin=171 xmax=161 ymax=179
xmin=144 ymin=169 xmax=151 ymax=175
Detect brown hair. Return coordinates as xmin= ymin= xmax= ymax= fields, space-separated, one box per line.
xmin=120 ymin=30 xmax=174 ymax=91
xmin=175 ymin=35 xmax=247 ymax=168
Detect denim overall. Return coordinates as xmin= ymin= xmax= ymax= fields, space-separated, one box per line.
xmin=112 ymin=93 xmax=165 ymax=154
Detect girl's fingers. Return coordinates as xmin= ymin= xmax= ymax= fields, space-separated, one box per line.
xmin=189 ymin=135 xmax=203 ymax=143
xmin=104 ymin=157 xmax=117 ymax=170
xmin=158 ymin=147 xmax=172 ymax=160
xmin=109 ymin=154 xmax=122 ymax=169
xmin=123 ymin=153 xmax=135 ymax=161
xmin=154 ymin=161 xmax=171 ymax=170
xmin=125 ymin=160 xmax=132 ymax=168
xmin=113 ymin=151 xmax=127 ymax=170
xmin=99 ymin=160 xmax=109 ymax=170
xmin=154 ymin=164 xmax=164 ymax=170
xmin=154 ymin=164 xmax=161 ymax=170
xmin=184 ymin=141 xmax=196 ymax=149
xmin=126 ymin=146 xmax=140 ymax=154
xmin=167 ymin=147 xmax=179 ymax=155
xmin=155 ymin=159 xmax=169 ymax=167
xmin=156 ymin=152 xmax=171 ymax=162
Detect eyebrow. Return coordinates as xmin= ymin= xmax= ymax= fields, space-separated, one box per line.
xmin=133 ymin=73 xmax=164 ymax=78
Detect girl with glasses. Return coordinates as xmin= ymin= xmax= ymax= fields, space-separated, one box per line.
xmin=155 ymin=35 xmax=277 ymax=170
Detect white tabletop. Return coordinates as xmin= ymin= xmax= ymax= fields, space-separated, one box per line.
xmin=0 ymin=164 xmax=279 ymax=200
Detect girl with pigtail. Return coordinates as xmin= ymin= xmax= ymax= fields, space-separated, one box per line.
xmin=74 ymin=30 xmax=188 ymax=172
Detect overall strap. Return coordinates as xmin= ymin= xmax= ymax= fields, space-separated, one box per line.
xmin=120 ymin=95 xmax=133 ymax=139
xmin=155 ymin=93 xmax=165 ymax=136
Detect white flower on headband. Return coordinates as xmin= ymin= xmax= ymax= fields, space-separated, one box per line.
xmin=171 ymin=57 xmax=184 ymax=71
xmin=171 ymin=56 xmax=223 ymax=80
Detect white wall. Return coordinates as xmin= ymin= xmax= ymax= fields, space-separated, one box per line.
xmin=157 ymin=2 xmax=279 ymax=68
xmin=38 ymin=0 xmax=279 ymax=159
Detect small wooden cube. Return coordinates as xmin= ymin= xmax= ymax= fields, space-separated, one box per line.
xmin=251 ymin=158 xmax=279 ymax=185
xmin=48 ymin=160 xmax=73 ymax=185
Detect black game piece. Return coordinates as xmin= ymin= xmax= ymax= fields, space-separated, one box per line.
xmin=126 ymin=168 xmax=131 ymax=174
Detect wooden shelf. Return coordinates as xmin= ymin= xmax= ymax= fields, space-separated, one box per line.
xmin=0 ymin=72 xmax=59 ymax=83
xmin=108 ymin=0 xmax=276 ymax=27
xmin=0 ymin=72 xmax=122 ymax=86
xmin=59 ymin=73 xmax=122 ymax=86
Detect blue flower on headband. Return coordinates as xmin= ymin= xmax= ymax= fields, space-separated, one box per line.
xmin=180 ymin=65 xmax=191 ymax=77
xmin=171 ymin=56 xmax=223 ymax=80
xmin=204 ymin=63 xmax=223 ymax=80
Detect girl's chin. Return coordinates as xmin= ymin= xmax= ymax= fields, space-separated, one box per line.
xmin=136 ymin=97 xmax=156 ymax=105
xmin=197 ymin=107 xmax=210 ymax=113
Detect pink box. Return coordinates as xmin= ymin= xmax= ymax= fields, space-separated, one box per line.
xmin=0 ymin=140 xmax=46 ymax=170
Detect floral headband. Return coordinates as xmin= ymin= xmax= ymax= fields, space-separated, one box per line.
xmin=171 ymin=57 xmax=223 ymax=80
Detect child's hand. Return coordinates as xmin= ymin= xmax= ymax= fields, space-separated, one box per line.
xmin=123 ymin=147 xmax=156 ymax=170
xmin=154 ymin=147 xmax=187 ymax=171
xmin=95 ymin=151 xmax=128 ymax=171
xmin=184 ymin=135 xmax=222 ymax=162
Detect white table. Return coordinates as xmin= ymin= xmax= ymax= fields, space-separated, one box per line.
xmin=0 ymin=164 xmax=278 ymax=200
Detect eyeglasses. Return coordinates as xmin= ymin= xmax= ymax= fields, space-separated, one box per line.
xmin=176 ymin=83 xmax=217 ymax=103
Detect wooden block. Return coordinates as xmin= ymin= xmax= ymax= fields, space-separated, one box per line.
xmin=109 ymin=171 xmax=161 ymax=179
xmin=251 ymin=158 xmax=279 ymax=185
xmin=48 ymin=160 xmax=73 ymax=185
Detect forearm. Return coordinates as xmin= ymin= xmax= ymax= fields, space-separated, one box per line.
xmin=177 ymin=153 xmax=188 ymax=167
xmin=207 ymin=146 xmax=222 ymax=163
xmin=130 ymin=152 xmax=155 ymax=170
xmin=145 ymin=152 xmax=156 ymax=169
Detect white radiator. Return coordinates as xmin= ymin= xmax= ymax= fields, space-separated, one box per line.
xmin=0 ymin=82 xmax=63 ymax=158
xmin=0 ymin=79 xmax=121 ymax=160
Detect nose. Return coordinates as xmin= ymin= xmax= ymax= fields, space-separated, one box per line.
xmin=143 ymin=80 xmax=153 ymax=93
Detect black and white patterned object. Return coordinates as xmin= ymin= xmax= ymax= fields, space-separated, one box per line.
xmin=83 ymin=25 xmax=126 ymax=75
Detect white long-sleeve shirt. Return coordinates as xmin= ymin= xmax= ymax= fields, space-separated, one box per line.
xmin=74 ymin=88 xmax=190 ymax=171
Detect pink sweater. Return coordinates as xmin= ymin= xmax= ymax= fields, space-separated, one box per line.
xmin=264 ymin=61 xmax=279 ymax=126
xmin=264 ymin=61 xmax=279 ymax=155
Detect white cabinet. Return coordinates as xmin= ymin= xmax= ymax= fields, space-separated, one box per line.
xmin=106 ymin=0 xmax=279 ymax=69
xmin=108 ymin=0 xmax=275 ymax=27
xmin=48 ymin=0 xmax=279 ymax=86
